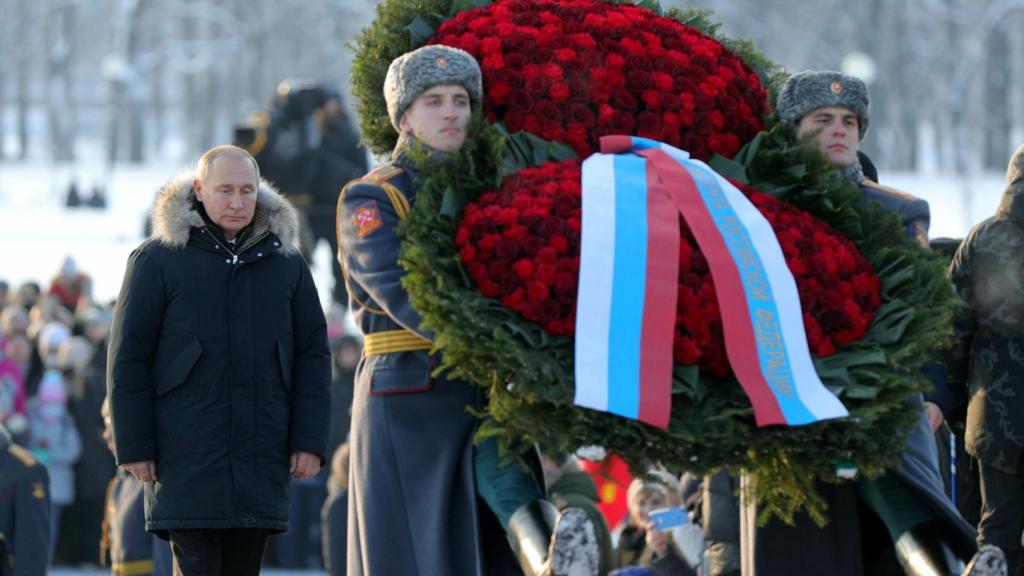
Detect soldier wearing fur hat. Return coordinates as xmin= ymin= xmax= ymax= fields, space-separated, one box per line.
xmin=0 ymin=422 xmax=50 ymax=576
xmin=337 ymin=44 xmax=599 ymax=576
xmin=108 ymin=145 xmax=331 ymax=575
xmin=777 ymin=70 xmax=930 ymax=245
xmin=738 ymin=70 xmax=1005 ymax=576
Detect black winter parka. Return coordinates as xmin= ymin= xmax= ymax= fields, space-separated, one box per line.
xmin=108 ymin=173 xmax=331 ymax=535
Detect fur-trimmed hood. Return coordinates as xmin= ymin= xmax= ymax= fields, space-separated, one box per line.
xmin=150 ymin=171 xmax=301 ymax=254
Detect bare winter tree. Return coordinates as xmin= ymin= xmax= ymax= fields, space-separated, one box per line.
xmin=43 ymin=0 xmax=78 ymax=163
xmin=12 ymin=0 xmax=34 ymax=160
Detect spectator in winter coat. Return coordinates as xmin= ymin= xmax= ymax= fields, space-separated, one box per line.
xmin=0 ymin=304 xmax=29 ymax=342
xmin=326 ymin=335 xmax=359 ymax=463
xmin=26 ymin=368 xmax=81 ymax=552
xmin=108 ymin=145 xmax=331 ymax=575
xmin=700 ymin=471 xmax=740 ymax=576
xmin=948 ymin=144 xmax=1024 ymax=575
xmin=321 ymin=442 xmax=350 ymax=576
xmin=55 ymin=334 xmax=113 ymax=565
xmin=0 ymin=333 xmax=30 ymax=439
xmin=47 ymin=256 xmax=92 ymax=312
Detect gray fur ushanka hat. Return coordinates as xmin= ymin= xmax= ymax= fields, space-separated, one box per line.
xmin=384 ymin=45 xmax=483 ymax=132
xmin=777 ymin=70 xmax=870 ymax=139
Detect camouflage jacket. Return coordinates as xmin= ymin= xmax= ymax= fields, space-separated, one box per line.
xmin=948 ymin=181 xmax=1024 ymax=471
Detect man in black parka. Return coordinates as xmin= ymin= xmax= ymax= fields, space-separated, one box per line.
xmin=108 ymin=145 xmax=331 ymax=575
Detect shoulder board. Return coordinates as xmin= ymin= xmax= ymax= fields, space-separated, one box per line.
xmin=8 ymin=444 xmax=37 ymax=467
xmin=362 ymin=165 xmax=404 ymax=185
xmin=862 ymin=180 xmax=920 ymax=203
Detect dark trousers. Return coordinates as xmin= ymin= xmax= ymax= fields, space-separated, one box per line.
xmin=168 ymin=528 xmax=269 ymax=576
xmin=978 ymin=459 xmax=1024 ymax=576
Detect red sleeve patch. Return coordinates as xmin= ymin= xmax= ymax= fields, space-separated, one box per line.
xmin=353 ymin=200 xmax=383 ymax=238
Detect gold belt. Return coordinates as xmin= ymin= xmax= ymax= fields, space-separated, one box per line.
xmin=113 ymin=559 xmax=155 ymax=576
xmin=363 ymin=329 xmax=432 ymax=356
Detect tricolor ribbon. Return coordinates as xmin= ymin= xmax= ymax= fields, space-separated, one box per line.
xmin=574 ymin=136 xmax=848 ymax=428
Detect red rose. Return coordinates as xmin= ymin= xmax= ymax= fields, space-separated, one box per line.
xmin=608 ymin=111 xmax=635 ymax=134
xmin=513 ymin=259 xmax=535 ymax=281
xmin=549 ymin=82 xmax=571 ymax=103
xmin=508 ymin=91 xmax=534 ymax=113
xmin=542 ymin=63 xmax=565 ymax=80
xmin=604 ymin=53 xmax=626 ymax=68
xmin=636 ymin=111 xmax=663 ymax=137
xmin=641 ymin=90 xmax=662 ymax=110
xmin=611 ymin=88 xmax=638 ymax=110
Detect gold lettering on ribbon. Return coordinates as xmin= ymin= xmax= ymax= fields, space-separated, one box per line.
xmin=699 ymin=170 xmax=795 ymax=399
xmin=753 ymin=309 xmax=795 ymax=398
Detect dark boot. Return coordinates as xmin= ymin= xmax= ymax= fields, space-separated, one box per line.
xmin=895 ymin=523 xmax=965 ymax=576
xmin=506 ymin=500 xmax=599 ymax=576
xmin=895 ymin=523 xmax=1007 ymax=576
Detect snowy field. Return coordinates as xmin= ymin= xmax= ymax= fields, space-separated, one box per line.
xmin=0 ymin=160 xmax=1010 ymax=305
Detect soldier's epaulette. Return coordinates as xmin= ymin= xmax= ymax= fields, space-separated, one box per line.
xmin=361 ymin=164 xmax=404 ymax=185
xmin=348 ymin=165 xmax=410 ymax=221
xmin=862 ymin=180 xmax=920 ymax=203
xmin=8 ymin=444 xmax=37 ymax=467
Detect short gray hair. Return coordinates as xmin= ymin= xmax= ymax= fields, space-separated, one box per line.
xmin=196 ymin=145 xmax=260 ymax=182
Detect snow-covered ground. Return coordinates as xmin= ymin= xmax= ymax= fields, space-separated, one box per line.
xmin=0 ymin=160 xmax=1009 ymax=305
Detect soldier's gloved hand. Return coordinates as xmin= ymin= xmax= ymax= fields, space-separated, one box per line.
xmin=122 ymin=460 xmax=157 ymax=482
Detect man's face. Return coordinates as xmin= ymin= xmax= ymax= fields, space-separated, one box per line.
xmin=193 ymin=155 xmax=259 ymax=240
xmin=796 ymin=106 xmax=860 ymax=168
xmin=399 ymin=85 xmax=472 ymax=153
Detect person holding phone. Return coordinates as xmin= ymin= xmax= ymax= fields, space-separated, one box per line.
xmin=616 ymin=470 xmax=701 ymax=576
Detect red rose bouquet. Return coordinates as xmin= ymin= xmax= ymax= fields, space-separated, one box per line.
xmin=428 ymin=0 xmax=767 ymax=160
xmin=456 ymin=159 xmax=882 ymax=381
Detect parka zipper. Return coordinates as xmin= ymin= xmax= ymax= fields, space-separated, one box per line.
xmin=204 ymin=228 xmax=271 ymax=264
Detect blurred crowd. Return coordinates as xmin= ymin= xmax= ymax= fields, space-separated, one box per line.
xmin=0 ymin=255 xmax=362 ymax=571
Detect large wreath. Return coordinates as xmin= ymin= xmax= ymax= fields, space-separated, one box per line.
xmin=352 ymin=0 xmax=955 ymax=523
